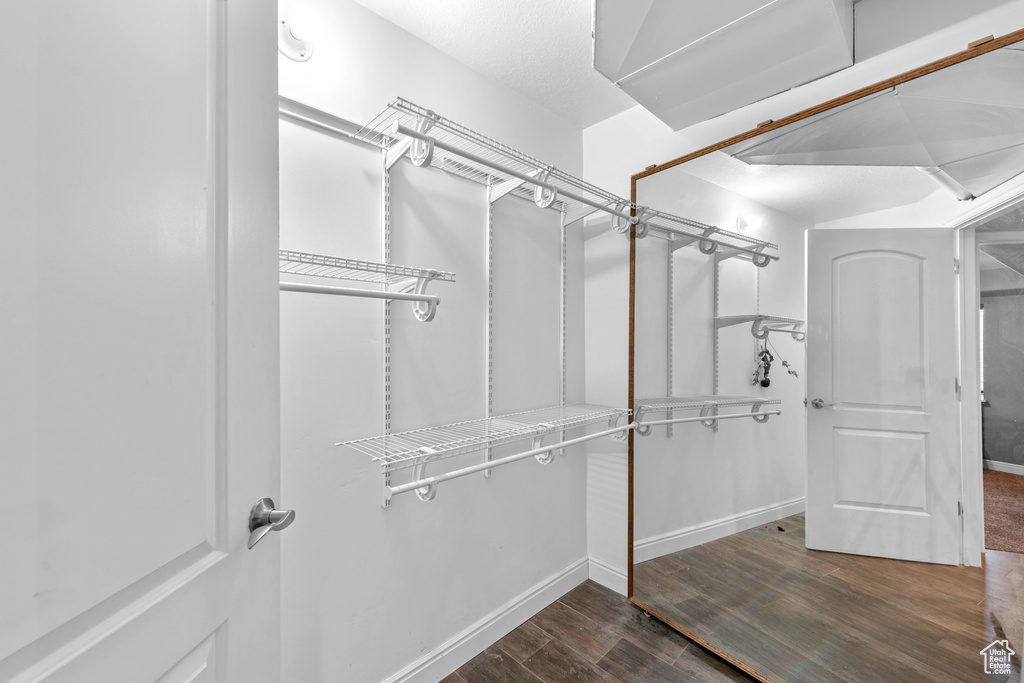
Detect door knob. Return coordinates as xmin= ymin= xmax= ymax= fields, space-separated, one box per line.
xmin=810 ymin=398 xmax=833 ymax=409
xmin=248 ymin=497 xmax=295 ymax=549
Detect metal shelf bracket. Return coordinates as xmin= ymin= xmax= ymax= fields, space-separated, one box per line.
xmin=534 ymin=167 xmax=558 ymax=208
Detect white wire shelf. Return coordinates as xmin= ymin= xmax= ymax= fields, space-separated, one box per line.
xmin=716 ymin=315 xmax=805 ymax=341
xmin=279 ymin=249 xmax=454 ymax=322
xmin=354 ymin=98 xmax=780 ymax=263
xmin=339 ymin=403 xmax=634 ymax=504
xmin=280 ymin=249 xmax=455 ymax=284
xmin=645 ymin=211 xmax=779 ymax=266
xmin=634 ymin=394 xmax=782 ymax=435
xmin=338 ymin=404 xmax=629 ymax=473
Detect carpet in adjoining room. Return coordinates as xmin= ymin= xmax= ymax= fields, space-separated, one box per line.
xmin=985 ymin=468 xmax=1024 ymax=554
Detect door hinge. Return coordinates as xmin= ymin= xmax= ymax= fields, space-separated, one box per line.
xmin=958 ymin=501 xmax=963 ymax=516
xmin=955 ymin=377 xmax=961 ymax=399
xmin=953 ymin=257 xmax=960 ymax=274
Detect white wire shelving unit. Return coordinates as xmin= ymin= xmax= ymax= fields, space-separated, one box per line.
xmin=354 ymin=97 xmax=779 ymax=263
xmin=338 ymin=404 xmax=633 ymax=503
xmin=716 ymin=314 xmax=805 ymax=341
xmin=633 ymin=395 xmax=782 ymax=435
xmin=644 ymin=210 xmax=779 ymax=267
xmin=279 ymin=249 xmax=455 ymax=322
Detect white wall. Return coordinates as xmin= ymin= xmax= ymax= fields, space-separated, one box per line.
xmin=582 ymin=223 xmax=631 ymax=592
xmin=278 ymin=0 xmax=581 ymax=175
xmin=277 ymin=2 xmax=588 ymax=681
xmin=631 ymin=170 xmax=808 ymax=562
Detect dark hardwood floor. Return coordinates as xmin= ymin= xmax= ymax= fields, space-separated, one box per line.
xmin=444 ymin=579 xmax=754 ymax=682
xmin=633 ymin=513 xmax=1024 ymax=683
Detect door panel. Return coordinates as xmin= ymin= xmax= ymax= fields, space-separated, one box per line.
xmin=0 ymin=0 xmax=279 ymax=680
xmin=807 ymin=229 xmax=960 ymax=565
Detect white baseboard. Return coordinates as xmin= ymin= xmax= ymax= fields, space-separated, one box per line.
xmin=381 ymin=556 xmax=589 ymax=683
xmin=588 ymin=556 xmax=628 ymax=596
xmin=984 ymin=459 xmax=1024 ymax=476
xmin=633 ymin=498 xmax=806 ymax=564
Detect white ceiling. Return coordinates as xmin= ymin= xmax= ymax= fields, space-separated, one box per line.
xmin=680 ymin=152 xmax=941 ymax=225
xmin=348 ymin=0 xmax=636 ymax=128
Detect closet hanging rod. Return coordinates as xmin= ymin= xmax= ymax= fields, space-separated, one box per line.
xmin=637 ymin=410 xmax=781 ymax=430
xmin=395 ymin=120 xmax=776 ymax=258
xmin=649 ymin=223 xmax=780 ymax=264
xmin=644 ymin=209 xmax=777 ymax=250
xmin=392 ymin=122 xmax=640 ymax=226
xmin=279 ymin=249 xmax=453 ymax=322
xmin=386 ymin=422 xmax=637 ymax=502
xmin=280 ymin=281 xmax=438 ymax=304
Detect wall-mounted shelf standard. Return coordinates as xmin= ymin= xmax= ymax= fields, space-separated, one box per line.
xmin=716 ymin=314 xmax=805 ymax=341
xmin=633 ymin=395 xmax=781 ymax=435
xmin=279 ymin=249 xmax=455 ymax=322
xmin=355 ymin=98 xmax=779 ymax=264
xmin=337 ymin=404 xmax=633 ymax=503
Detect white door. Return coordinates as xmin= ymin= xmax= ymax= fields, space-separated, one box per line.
xmin=806 ymin=228 xmax=961 ymax=565
xmin=1 ymin=1 xmax=281 ymax=681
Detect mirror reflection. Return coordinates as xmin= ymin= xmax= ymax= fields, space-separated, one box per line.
xmin=631 ymin=36 xmax=1024 ymax=682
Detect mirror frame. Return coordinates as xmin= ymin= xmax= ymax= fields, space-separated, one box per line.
xmin=624 ymin=26 xmax=1024 ymax=674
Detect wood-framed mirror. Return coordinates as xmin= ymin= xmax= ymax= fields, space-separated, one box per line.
xmin=626 ymin=27 xmax=1024 ymax=682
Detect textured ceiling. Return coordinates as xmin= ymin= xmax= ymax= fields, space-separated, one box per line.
xmin=978 ymin=202 xmax=1024 ymax=232
xmin=348 ymin=0 xmax=636 ymax=128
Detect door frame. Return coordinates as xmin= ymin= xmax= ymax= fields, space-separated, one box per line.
xmin=953 ymin=186 xmax=1024 ymax=565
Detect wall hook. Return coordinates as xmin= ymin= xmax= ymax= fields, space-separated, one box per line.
xmin=278 ymin=18 xmax=313 ymax=62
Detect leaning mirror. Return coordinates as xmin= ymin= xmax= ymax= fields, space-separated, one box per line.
xmin=630 ymin=31 xmax=1024 ymax=683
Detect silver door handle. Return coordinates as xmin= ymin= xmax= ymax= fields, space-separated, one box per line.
xmin=810 ymin=398 xmax=833 ymax=409
xmin=248 ymin=497 xmax=295 ymax=549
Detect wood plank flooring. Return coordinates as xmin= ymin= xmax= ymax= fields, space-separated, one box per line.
xmin=445 ymin=579 xmax=754 ymax=683
xmin=633 ymin=513 xmax=1024 ymax=683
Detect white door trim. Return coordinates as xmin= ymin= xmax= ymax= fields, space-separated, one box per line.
xmin=952 ymin=182 xmax=1024 ymax=566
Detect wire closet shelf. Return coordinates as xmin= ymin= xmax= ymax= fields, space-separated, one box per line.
xmin=338 ymin=404 xmax=633 ymax=502
xmin=633 ymin=394 xmax=782 ymax=435
xmin=278 ymin=249 xmax=455 ymax=322
xmin=717 ymin=314 xmax=805 ymax=341
xmin=355 ymin=98 xmax=779 ymax=264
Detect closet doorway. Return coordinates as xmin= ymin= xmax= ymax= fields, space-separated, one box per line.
xmin=978 ymin=218 xmax=1024 ymax=556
